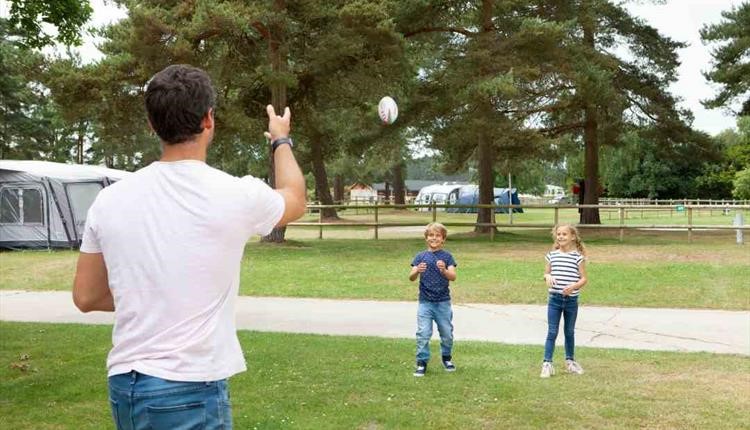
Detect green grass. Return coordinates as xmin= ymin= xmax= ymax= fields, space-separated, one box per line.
xmin=2 ymin=230 xmax=748 ymax=310
xmin=1 ymin=322 xmax=748 ymax=429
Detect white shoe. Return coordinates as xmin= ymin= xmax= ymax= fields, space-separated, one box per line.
xmin=566 ymin=359 xmax=584 ymax=375
xmin=540 ymin=361 xmax=555 ymax=378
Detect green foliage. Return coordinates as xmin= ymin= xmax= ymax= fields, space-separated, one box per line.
xmin=7 ymin=0 xmax=92 ymax=47
xmin=0 ymin=19 xmax=79 ymax=161
xmin=493 ymin=160 xmax=566 ymax=196
xmin=694 ymin=116 xmax=750 ymax=198
xmin=733 ymin=168 xmax=750 ymax=199
xmin=406 ymin=155 xmax=471 ymax=182
xmin=700 ymin=2 xmax=750 ymax=115
xmin=601 ymin=128 xmax=722 ymax=199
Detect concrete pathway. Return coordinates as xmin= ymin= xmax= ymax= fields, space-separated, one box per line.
xmin=1 ymin=290 xmax=748 ymax=356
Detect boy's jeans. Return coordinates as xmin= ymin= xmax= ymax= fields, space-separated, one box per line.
xmin=416 ymin=300 xmax=454 ymax=363
xmin=108 ymin=371 xmax=232 ymax=430
xmin=544 ymin=293 xmax=579 ymax=362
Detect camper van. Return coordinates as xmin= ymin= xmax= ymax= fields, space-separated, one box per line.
xmin=414 ymin=183 xmax=465 ymax=210
xmin=0 ymin=160 xmax=130 ymax=249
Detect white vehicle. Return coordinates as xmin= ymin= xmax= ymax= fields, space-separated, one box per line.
xmin=415 ymin=183 xmax=465 ymax=210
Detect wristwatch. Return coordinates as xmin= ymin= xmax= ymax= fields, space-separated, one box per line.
xmin=271 ymin=137 xmax=293 ymax=153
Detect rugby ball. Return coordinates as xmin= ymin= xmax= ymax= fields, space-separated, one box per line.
xmin=378 ymin=96 xmax=398 ymax=125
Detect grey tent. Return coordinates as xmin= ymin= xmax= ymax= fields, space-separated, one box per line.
xmin=0 ymin=160 xmax=131 ymax=249
xmin=446 ymin=185 xmax=523 ymax=213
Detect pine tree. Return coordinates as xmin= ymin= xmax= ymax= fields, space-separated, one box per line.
xmin=701 ymin=2 xmax=750 ymax=115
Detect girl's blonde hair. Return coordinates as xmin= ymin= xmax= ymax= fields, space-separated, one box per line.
xmin=551 ymin=224 xmax=587 ymax=256
xmin=424 ymin=222 xmax=447 ymax=239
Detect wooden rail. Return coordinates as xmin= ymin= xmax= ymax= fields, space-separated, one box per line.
xmin=291 ymin=203 xmax=750 ymax=242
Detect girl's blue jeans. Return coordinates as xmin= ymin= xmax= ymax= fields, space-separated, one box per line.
xmin=108 ymin=371 xmax=232 ymax=430
xmin=543 ymin=293 xmax=579 ymax=362
xmin=416 ymin=300 xmax=454 ymax=363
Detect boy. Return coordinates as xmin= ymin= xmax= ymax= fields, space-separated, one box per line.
xmin=409 ymin=222 xmax=458 ymax=377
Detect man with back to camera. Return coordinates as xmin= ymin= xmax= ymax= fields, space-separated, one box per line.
xmin=72 ymin=64 xmax=306 ymax=429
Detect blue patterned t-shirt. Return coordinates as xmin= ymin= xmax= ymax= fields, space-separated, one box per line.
xmin=411 ymin=249 xmax=457 ymax=302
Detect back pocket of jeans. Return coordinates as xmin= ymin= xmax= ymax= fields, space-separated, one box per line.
xmin=147 ymin=401 xmax=206 ymax=430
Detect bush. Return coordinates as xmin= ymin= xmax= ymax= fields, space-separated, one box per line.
xmin=732 ymin=168 xmax=750 ymax=199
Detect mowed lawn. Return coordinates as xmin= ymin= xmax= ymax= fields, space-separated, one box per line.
xmin=1 ymin=230 xmax=747 ymax=310
xmin=1 ymin=322 xmax=748 ymax=430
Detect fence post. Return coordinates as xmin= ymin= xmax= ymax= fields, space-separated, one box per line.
xmin=554 ymin=207 xmax=559 ymax=226
xmin=431 ymin=201 xmax=437 ymax=223
xmin=619 ymin=207 xmax=625 ymax=242
xmin=374 ymin=203 xmax=379 ymax=240
xmin=734 ymin=212 xmax=744 ymax=245
xmin=490 ymin=203 xmax=496 ymax=242
xmin=687 ymin=207 xmax=693 ymax=243
xmin=318 ymin=206 xmax=323 ymax=240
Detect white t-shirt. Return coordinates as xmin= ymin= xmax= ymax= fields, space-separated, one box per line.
xmin=80 ymin=160 xmax=285 ymax=381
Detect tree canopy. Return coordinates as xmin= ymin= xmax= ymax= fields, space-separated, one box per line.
xmin=3 ymin=0 xmax=742 ymax=236
xmin=7 ymin=0 xmax=93 ymax=47
xmin=701 ymin=1 xmax=750 ymax=115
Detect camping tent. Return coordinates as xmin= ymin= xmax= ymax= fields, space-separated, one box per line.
xmin=446 ymin=185 xmax=523 ymax=213
xmin=0 ymin=160 xmax=131 ymax=249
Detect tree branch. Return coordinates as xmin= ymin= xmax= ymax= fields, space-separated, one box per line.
xmin=403 ymin=27 xmax=476 ymax=38
xmin=539 ymin=121 xmax=586 ymax=136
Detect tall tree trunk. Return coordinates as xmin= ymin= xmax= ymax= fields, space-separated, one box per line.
xmin=310 ymin=136 xmax=338 ymax=219
xmin=333 ymin=174 xmax=344 ymax=203
xmin=392 ymin=162 xmax=406 ymax=205
xmin=475 ymin=135 xmax=495 ymax=233
xmin=76 ymin=121 xmax=85 ymax=164
xmin=580 ymin=105 xmax=601 ymax=224
xmin=580 ymin=3 xmax=601 ymax=225
xmin=262 ymin=0 xmax=289 ymax=243
xmin=474 ymin=0 xmax=497 ymax=234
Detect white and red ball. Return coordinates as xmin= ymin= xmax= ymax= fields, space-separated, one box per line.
xmin=378 ymin=96 xmax=398 ymax=125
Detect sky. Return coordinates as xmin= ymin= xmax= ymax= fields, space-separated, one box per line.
xmin=1 ymin=0 xmax=743 ymax=135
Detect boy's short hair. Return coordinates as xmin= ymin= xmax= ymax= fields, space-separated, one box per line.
xmin=424 ymin=222 xmax=447 ymax=239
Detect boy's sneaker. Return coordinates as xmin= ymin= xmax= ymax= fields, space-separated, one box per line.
xmin=413 ymin=362 xmax=427 ymax=377
xmin=442 ymin=356 xmax=456 ymax=372
xmin=540 ymin=361 xmax=555 ymax=378
xmin=566 ymin=359 xmax=584 ymax=375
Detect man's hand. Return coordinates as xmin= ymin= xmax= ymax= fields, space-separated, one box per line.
xmin=266 ymin=105 xmax=290 ymax=141
xmin=416 ymin=262 xmax=427 ymax=273
xmin=562 ymin=286 xmax=576 ymax=296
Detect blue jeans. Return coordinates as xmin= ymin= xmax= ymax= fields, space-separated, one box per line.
xmin=543 ymin=293 xmax=579 ymax=362
xmin=416 ymin=300 xmax=454 ymax=363
xmin=108 ymin=371 xmax=232 ymax=430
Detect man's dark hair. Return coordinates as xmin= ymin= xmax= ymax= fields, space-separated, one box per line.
xmin=145 ymin=65 xmax=216 ymax=144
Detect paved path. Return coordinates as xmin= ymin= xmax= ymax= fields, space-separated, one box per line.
xmin=1 ymin=290 xmax=748 ymax=356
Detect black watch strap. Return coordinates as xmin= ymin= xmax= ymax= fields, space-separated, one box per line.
xmin=271 ymin=137 xmax=293 ymax=153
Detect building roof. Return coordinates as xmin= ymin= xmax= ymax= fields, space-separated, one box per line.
xmin=347 ymin=181 xmax=373 ymax=191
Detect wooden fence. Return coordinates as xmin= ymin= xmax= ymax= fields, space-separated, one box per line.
xmin=290 ymin=203 xmax=750 ymax=242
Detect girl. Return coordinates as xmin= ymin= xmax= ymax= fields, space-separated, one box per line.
xmin=540 ymin=224 xmax=588 ymax=378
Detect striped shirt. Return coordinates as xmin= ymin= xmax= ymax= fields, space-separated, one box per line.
xmin=545 ymin=250 xmax=584 ymax=296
